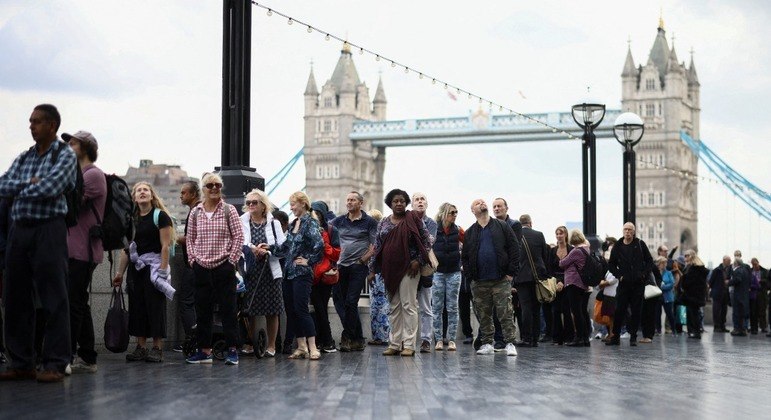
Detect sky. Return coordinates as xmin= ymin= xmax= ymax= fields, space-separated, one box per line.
xmin=0 ymin=0 xmax=769 ymax=265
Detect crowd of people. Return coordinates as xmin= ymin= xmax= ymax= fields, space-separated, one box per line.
xmin=1 ymin=104 xmax=769 ymax=384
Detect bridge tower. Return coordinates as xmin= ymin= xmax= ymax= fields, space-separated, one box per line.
xmin=621 ymin=18 xmax=701 ymax=253
xmin=303 ymin=43 xmax=386 ymax=214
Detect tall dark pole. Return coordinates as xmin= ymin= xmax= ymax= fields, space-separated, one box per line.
xmin=219 ymin=0 xmax=263 ymax=207
xmin=582 ymin=128 xmax=600 ymax=251
xmin=622 ymin=144 xmax=636 ymax=225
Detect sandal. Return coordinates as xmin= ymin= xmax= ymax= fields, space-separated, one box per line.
xmin=288 ymin=349 xmax=309 ymax=359
xmin=309 ymin=350 xmax=321 ymax=361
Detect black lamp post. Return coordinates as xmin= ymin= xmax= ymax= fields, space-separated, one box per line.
xmin=572 ymin=100 xmax=606 ymax=252
xmin=613 ymin=112 xmax=645 ymax=226
xmin=219 ymin=0 xmax=264 ymax=209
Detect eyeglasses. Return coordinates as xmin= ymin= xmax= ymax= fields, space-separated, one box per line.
xmin=448 ymin=211 xmax=458 ymax=215
xmin=245 ymin=200 xmax=261 ymax=206
xmin=204 ymin=183 xmax=223 ymax=190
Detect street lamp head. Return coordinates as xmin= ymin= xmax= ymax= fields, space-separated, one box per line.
xmin=571 ymin=100 xmax=606 ymax=130
xmin=613 ymin=112 xmax=645 ymax=147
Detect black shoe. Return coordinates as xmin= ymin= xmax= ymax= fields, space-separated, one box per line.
xmin=493 ymin=341 xmax=506 ymax=351
xmin=538 ymin=335 xmax=552 ymax=343
xmin=566 ymin=341 xmax=584 ymax=347
xmin=584 ymin=341 xmax=591 ymax=347
xmin=630 ymin=339 xmax=637 ymax=347
xmin=688 ymin=334 xmax=701 ymax=339
xmin=350 ymin=340 xmax=365 ymax=352
xmin=463 ymin=336 xmax=473 ymax=344
xmin=339 ymin=337 xmax=352 ymax=352
xmin=172 ymin=344 xmax=184 ymax=353
xmin=320 ymin=344 xmax=337 ymax=353
xmin=605 ymin=338 xmax=620 ymax=346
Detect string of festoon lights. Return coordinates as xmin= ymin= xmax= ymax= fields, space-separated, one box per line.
xmin=251 ymin=1 xmax=580 ymax=140
xmin=252 ymin=2 xmax=753 ymax=195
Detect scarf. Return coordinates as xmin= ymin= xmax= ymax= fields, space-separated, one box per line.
xmin=376 ymin=210 xmax=428 ymax=296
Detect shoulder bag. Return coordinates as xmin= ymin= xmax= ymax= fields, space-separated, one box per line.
xmin=523 ymin=237 xmax=557 ymax=303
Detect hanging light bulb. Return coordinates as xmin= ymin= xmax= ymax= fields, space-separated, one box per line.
xmin=267 ymin=9 xmax=272 ymax=16
xmin=288 ymin=18 xmax=293 ymax=25
xmin=404 ymin=67 xmax=409 ymax=74
xmin=418 ymin=73 xmax=423 ymax=79
xmin=307 ymin=26 xmax=312 ymax=33
xmin=390 ymin=61 xmax=396 ymax=68
xmin=359 ymin=48 xmax=364 ymax=55
xmin=325 ymin=34 xmax=330 ymax=41
xmin=432 ymin=79 xmax=436 ymax=84
xmin=375 ymin=55 xmax=380 ymax=61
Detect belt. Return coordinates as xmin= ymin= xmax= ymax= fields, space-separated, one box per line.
xmin=14 ymin=216 xmax=63 ymax=227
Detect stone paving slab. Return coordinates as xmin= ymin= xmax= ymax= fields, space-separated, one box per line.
xmin=1 ymin=332 xmax=770 ymax=419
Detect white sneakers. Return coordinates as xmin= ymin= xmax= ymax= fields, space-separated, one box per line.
xmin=505 ymin=343 xmax=517 ymax=356
xmin=476 ymin=344 xmax=495 ymax=355
xmin=476 ymin=343 xmax=517 ymax=356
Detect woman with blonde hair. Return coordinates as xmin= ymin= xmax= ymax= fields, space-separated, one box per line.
xmin=558 ymin=229 xmax=591 ymax=347
xmin=113 ymin=181 xmax=175 ymax=363
xmin=239 ymin=188 xmax=285 ymax=357
xmin=678 ymin=249 xmax=709 ymax=339
xmin=185 ymin=173 xmax=244 ymax=365
xmin=431 ymin=202 xmax=464 ymax=351
xmin=260 ymin=191 xmax=323 ymax=360
xmin=546 ymin=226 xmax=573 ymax=345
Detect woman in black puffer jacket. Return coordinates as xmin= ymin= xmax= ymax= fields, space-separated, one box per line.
xmin=678 ymin=249 xmax=709 ymax=339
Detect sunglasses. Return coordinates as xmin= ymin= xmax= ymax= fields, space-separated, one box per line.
xmin=245 ymin=200 xmax=261 ymax=206
xmin=205 ymin=183 xmax=223 ymax=190
xmin=448 ymin=210 xmax=458 ymax=215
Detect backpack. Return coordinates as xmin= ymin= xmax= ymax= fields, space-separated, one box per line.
xmin=92 ymin=174 xmax=135 ymax=251
xmin=152 ymin=208 xmax=175 ymax=258
xmin=578 ymin=247 xmax=606 ymax=287
xmin=19 ymin=141 xmax=83 ymax=227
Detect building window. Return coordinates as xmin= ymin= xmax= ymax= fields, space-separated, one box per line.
xmin=657 ymin=221 xmax=664 ymax=231
xmin=658 ymin=102 xmax=662 ymax=116
xmin=323 ymin=97 xmax=333 ymax=108
xmin=638 ymin=192 xmax=645 ymax=207
xmin=645 ymin=103 xmax=655 ymax=116
xmin=645 ymin=79 xmax=656 ymax=90
xmin=648 ymin=193 xmax=655 ymax=207
xmin=329 ymin=199 xmax=340 ymax=214
xmin=315 ymin=164 xmax=340 ymax=180
xmin=323 ymin=120 xmax=332 ymax=132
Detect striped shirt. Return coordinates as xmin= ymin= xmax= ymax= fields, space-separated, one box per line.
xmin=0 ymin=139 xmax=76 ymax=221
xmin=185 ymin=200 xmax=244 ymax=269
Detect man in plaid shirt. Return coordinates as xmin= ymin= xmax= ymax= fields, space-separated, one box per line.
xmin=0 ymin=104 xmax=77 ymax=383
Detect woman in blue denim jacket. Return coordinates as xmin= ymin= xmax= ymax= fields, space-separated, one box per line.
xmin=656 ymin=256 xmax=677 ymax=334
xmin=262 ymin=191 xmax=323 ymax=360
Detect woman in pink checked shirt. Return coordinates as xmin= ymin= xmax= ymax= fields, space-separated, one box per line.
xmin=184 ymin=173 xmax=244 ymax=366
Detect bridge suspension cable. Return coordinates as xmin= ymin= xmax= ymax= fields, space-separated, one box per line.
xmin=264 ymin=148 xmax=304 ymax=196
xmin=681 ymin=131 xmax=770 ymax=222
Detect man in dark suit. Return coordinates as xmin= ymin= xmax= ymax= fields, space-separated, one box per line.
xmin=514 ymin=214 xmax=548 ymax=347
xmin=708 ymin=256 xmax=732 ymax=333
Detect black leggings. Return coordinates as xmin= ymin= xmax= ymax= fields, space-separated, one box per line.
xmin=566 ymin=285 xmax=588 ymax=342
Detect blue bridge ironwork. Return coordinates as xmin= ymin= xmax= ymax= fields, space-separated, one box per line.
xmin=349 ymin=110 xmax=623 ymax=147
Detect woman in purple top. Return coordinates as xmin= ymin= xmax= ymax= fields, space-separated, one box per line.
xmin=559 ymin=229 xmax=590 ymax=347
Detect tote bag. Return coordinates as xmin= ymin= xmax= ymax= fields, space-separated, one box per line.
xmin=104 ymin=286 xmax=130 ymax=353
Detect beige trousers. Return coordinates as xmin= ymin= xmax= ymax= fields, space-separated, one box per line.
xmin=388 ymin=273 xmax=420 ymax=350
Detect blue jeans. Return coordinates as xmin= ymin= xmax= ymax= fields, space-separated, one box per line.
xmin=431 ymin=272 xmax=461 ymax=341
xmin=333 ymin=264 xmax=367 ymax=341
xmin=284 ymin=274 xmax=315 ymax=338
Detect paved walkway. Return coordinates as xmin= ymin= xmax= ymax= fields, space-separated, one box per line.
xmin=1 ymin=332 xmax=769 ymax=419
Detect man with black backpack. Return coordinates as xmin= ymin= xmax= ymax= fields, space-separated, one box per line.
xmin=606 ymin=222 xmax=654 ymax=347
xmin=64 ymin=130 xmax=107 ymax=374
xmin=0 ymin=104 xmax=76 ymax=383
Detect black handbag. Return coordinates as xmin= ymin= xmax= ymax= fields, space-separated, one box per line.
xmin=104 ymin=286 xmax=130 ymax=353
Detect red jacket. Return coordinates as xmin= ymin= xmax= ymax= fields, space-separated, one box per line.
xmin=313 ymin=228 xmax=341 ymax=285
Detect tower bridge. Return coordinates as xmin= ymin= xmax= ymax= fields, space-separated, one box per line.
xmin=302 ymin=22 xmax=701 ymax=253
